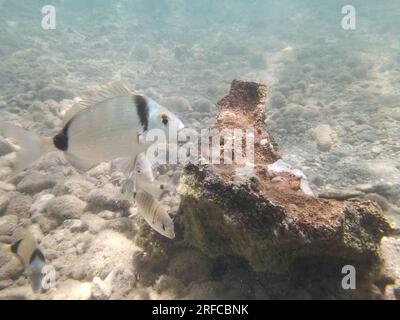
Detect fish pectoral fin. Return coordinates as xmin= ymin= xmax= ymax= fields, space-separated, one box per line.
xmin=136 ymin=127 xmax=150 ymax=145
xmin=121 ymin=175 xmax=138 ymax=201
xmin=118 ymin=156 xmax=137 ymax=178
xmin=121 ymin=179 xmax=135 ymax=197
xmin=136 ymin=132 xmax=145 ymax=144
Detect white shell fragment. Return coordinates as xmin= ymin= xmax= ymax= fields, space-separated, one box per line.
xmin=267 ymin=160 xmax=315 ymax=196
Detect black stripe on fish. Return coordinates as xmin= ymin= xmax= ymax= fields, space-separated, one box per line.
xmin=53 ymin=119 xmax=72 ymax=151
xmin=10 ymin=239 xmax=22 ymax=254
xmin=133 ymin=95 xmax=149 ymax=131
xmin=29 ymin=248 xmax=45 ymax=265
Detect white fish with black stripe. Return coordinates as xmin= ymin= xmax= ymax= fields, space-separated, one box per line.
xmin=0 ymin=230 xmax=46 ymax=293
xmin=0 ymin=82 xmax=184 ymax=174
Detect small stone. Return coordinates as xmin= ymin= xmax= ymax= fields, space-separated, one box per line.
xmin=98 ymin=210 xmax=118 ymax=220
xmin=87 ymin=188 xmax=131 ymax=213
xmin=34 ymin=215 xmax=58 ymax=234
xmin=127 ymin=288 xmax=150 ymax=300
xmin=381 ymin=237 xmax=400 ymax=288
xmin=53 ymin=177 xmax=95 ymax=201
xmin=29 ymin=194 xmax=55 ymax=216
xmin=358 ymin=130 xmax=379 ymax=143
xmin=0 ymin=137 xmax=14 ymax=156
xmin=34 ymin=152 xmax=65 ymax=173
xmin=371 ymin=145 xmax=382 ymax=155
xmin=0 ymin=279 xmax=13 ymax=290
xmin=80 ymin=213 xmax=107 ymax=234
xmin=86 ymin=162 xmax=111 ymax=179
xmin=0 ymin=167 xmax=13 ymax=180
xmin=104 ymin=268 xmax=136 ymax=298
xmin=308 ymin=124 xmax=334 ymax=152
xmin=0 ymin=250 xmax=23 ymax=281
xmin=45 ymin=195 xmax=86 ymax=223
xmin=0 ymin=215 xmax=19 ymax=236
xmin=63 ymin=219 xmax=88 ymax=233
xmin=91 ymin=276 xmax=111 ymax=299
xmin=4 ymin=192 xmax=33 ymax=218
xmin=0 ymin=181 xmax=15 ymax=192
xmin=47 ymin=280 xmax=92 ymax=300
xmin=76 ymin=242 xmax=87 ymax=255
xmin=16 ymin=172 xmax=57 ymax=194
xmin=0 ymin=194 xmax=10 ymax=215
xmin=0 ymin=286 xmax=35 ymax=300
xmin=106 ymin=218 xmax=135 ymax=236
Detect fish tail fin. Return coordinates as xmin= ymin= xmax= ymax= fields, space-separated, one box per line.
xmin=29 ymin=269 xmax=44 ymax=293
xmin=29 ymin=254 xmax=46 ymax=293
xmin=0 ymin=123 xmax=55 ymax=174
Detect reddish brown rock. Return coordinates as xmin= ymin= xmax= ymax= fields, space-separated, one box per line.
xmin=177 ymin=80 xmax=395 ymax=275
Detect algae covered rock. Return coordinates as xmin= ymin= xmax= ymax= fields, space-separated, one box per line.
xmin=45 ymin=195 xmax=86 ymax=223
xmin=16 ymin=171 xmax=57 ymax=194
xmin=177 ymin=80 xmax=394 ymax=274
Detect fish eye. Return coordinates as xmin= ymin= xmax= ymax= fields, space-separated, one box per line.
xmin=161 ymin=114 xmax=169 ymax=125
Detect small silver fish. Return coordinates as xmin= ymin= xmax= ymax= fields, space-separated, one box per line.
xmin=119 ymin=153 xmax=155 ymax=182
xmin=119 ymin=153 xmax=172 ymax=200
xmin=1 ymin=231 xmax=46 ymax=293
xmin=134 ymin=190 xmax=175 ymax=239
xmin=0 ymin=82 xmax=184 ymax=174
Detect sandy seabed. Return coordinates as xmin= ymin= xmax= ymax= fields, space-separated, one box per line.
xmin=0 ymin=1 xmax=399 ymax=300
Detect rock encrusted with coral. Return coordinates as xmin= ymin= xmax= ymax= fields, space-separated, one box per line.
xmin=178 ymin=80 xmax=395 ymax=278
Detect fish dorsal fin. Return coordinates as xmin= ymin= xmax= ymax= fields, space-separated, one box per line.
xmin=136 ymin=153 xmax=155 ymax=182
xmin=63 ymin=81 xmax=133 ymax=125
